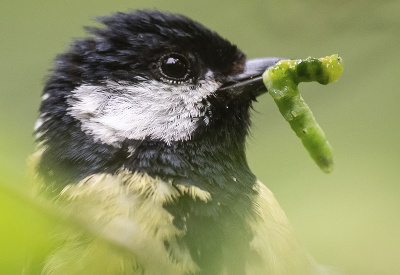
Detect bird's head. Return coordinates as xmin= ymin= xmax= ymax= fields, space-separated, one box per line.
xmin=35 ymin=10 xmax=282 ymax=187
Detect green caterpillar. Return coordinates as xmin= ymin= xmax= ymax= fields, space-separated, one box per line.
xmin=262 ymin=54 xmax=343 ymax=173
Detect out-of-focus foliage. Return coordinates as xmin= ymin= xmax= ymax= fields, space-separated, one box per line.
xmin=1 ymin=0 xmax=399 ymax=274
xmin=0 ymin=182 xmax=53 ymax=274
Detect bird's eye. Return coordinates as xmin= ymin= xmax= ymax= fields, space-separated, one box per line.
xmin=158 ymin=53 xmax=190 ymax=82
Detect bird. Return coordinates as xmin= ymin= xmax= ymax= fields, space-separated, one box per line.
xmin=31 ymin=9 xmax=334 ymax=275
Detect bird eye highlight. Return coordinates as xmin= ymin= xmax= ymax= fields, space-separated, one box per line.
xmin=158 ymin=53 xmax=190 ymax=82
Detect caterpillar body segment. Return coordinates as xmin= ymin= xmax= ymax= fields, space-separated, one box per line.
xmin=263 ymin=54 xmax=343 ymax=173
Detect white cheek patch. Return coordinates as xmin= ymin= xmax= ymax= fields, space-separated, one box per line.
xmin=66 ymin=78 xmax=219 ymax=147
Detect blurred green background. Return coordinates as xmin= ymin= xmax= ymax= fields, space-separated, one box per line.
xmin=1 ymin=0 xmax=399 ymax=274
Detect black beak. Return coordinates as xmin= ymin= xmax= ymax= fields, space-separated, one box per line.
xmin=217 ymin=57 xmax=286 ymax=98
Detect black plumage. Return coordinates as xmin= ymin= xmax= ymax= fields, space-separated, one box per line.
xmin=37 ymin=10 xmax=247 ymax=187
xmin=32 ymin=10 xmax=330 ymax=275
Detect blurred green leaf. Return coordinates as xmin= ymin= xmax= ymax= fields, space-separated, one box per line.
xmin=0 ymin=181 xmax=54 ymax=274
